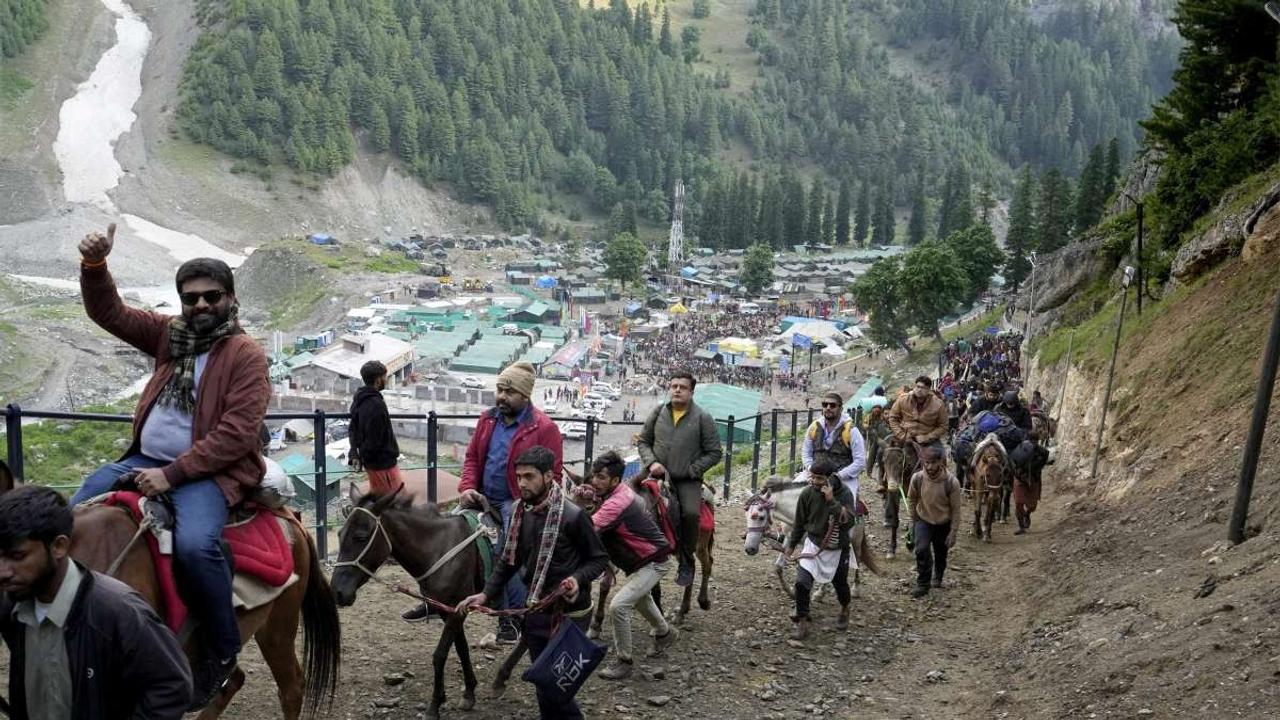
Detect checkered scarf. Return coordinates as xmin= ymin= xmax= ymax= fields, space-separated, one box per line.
xmin=158 ymin=305 xmax=240 ymax=414
xmin=501 ymin=480 xmax=565 ymax=605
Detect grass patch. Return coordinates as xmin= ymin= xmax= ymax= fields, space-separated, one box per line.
xmin=364 ymin=254 xmax=420 ymax=273
xmin=0 ymin=402 xmax=135 ymax=489
xmin=0 ymin=67 xmax=33 ymax=110
xmin=1184 ymin=161 xmax=1280 ymax=242
xmin=268 ymin=281 xmax=328 ymax=330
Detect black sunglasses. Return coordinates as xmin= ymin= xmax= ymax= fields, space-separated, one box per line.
xmin=820 ymin=401 xmax=841 ymax=408
xmin=179 ymin=289 xmax=226 ymax=306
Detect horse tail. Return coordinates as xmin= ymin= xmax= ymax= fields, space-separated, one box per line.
xmin=856 ymin=525 xmax=882 ymax=576
xmin=299 ymin=526 xmax=341 ymax=718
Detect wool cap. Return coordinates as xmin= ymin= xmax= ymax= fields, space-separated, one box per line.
xmin=497 ymin=361 xmax=536 ymax=398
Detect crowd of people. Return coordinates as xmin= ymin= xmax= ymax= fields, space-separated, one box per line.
xmin=2 ymin=227 xmax=1066 ymax=719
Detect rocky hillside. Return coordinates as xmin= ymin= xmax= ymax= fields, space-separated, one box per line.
xmin=1001 ymin=162 xmax=1280 ymax=716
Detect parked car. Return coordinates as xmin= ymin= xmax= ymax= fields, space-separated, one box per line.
xmin=592 ymin=382 xmax=622 ymax=400
xmin=558 ymin=421 xmax=587 ymax=440
xmin=461 ymin=376 xmax=485 ymax=389
xmin=583 ymin=391 xmax=610 ymax=406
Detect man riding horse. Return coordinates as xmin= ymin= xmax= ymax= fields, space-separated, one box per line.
xmin=74 ymin=223 xmax=268 ymax=709
xmin=885 ymin=376 xmax=948 ymax=557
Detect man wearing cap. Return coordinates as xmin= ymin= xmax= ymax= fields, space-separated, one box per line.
xmin=800 ymin=391 xmax=866 ymax=512
xmin=451 ymin=361 xmax=563 ymax=642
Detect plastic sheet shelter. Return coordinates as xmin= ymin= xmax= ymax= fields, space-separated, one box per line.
xmin=694 ymin=383 xmax=764 ymax=444
xmin=668 ymin=302 xmax=690 ymax=314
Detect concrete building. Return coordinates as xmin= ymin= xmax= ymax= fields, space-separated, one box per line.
xmin=290 ymin=333 xmax=414 ymax=395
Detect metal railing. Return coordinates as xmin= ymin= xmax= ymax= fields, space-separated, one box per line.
xmin=3 ymin=403 xmax=866 ymax=558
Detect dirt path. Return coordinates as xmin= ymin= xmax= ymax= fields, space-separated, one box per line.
xmin=211 ymin=467 xmax=1077 ymax=720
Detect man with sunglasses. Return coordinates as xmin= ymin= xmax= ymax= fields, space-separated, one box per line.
xmin=800 ymin=391 xmax=866 ymax=512
xmin=73 ymin=223 xmax=269 ymax=711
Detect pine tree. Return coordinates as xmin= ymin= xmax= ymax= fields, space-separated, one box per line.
xmin=854 ymin=182 xmax=871 ymax=247
xmin=782 ymin=170 xmax=807 ymax=247
xmin=1036 ymin=168 xmax=1072 ymax=253
xmin=1102 ymin=137 xmax=1121 ymax=204
xmin=937 ymin=163 xmax=973 ymax=240
xmin=1073 ymin=143 xmax=1105 ymax=234
xmin=907 ymin=174 xmax=927 ymax=246
xmin=807 ymin=178 xmax=824 ymax=246
xmin=1004 ymin=166 xmax=1036 ymax=291
xmin=659 ymin=7 xmax=674 ymax=57
xmin=821 ymin=193 xmax=836 ymax=246
xmin=872 ymin=178 xmax=896 ymax=246
xmin=835 ymin=178 xmax=852 ymax=246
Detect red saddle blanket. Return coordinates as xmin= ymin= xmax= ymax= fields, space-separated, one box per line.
xmin=103 ymin=492 xmax=294 ymax=632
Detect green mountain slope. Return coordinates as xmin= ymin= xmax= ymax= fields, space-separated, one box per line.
xmin=176 ymin=0 xmax=1179 ymax=241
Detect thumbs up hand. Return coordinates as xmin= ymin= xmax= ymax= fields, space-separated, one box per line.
xmin=79 ymin=222 xmax=116 ymax=263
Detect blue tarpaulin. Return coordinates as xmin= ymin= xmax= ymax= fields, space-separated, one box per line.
xmin=535 ymin=275 xmax=558 ymax=288
xmin=792 ymin=333 xmax=812 ymax=349
xmin=681 ymin=266 xmax=698 ymax=279
xmin=308 ymin=233 xmax=336 ymax=245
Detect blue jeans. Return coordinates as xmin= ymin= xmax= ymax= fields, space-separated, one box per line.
xmin=73 ymin=455 xmax=240 ymax=659
xmin=491 ymin=498 xmax=528 ymax=612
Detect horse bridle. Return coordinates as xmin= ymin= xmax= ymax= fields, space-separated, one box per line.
xmin=743 ymin=493 xmax=774 ymax=536
xmin=335 ymin=505 xmax=488 ymax=586
xmin=334 ymin=506 xmax=393 ymax=581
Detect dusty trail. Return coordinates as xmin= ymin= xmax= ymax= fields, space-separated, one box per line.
xmin=214 ymin=469 xmax=1076 ymax=720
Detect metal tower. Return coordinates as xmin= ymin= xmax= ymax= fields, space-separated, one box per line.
xmin=667 ymin=180 xmax=684 ymax=276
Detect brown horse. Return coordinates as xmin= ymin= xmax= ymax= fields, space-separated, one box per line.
xmin=970 ymin=435 xmax=1009 ymax=542
xmin=330 ymin=489 xmax=488 ymax=720
xmin=69 ymin=501 xmax=341 ymax=719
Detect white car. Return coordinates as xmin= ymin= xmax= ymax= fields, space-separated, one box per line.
xmin=592 ymin=383 xmax=622 ymax=400
xmin=583 ymin=391 xmax=611 ymax=407
xmin=572 ymin=406 xmax=604 ymax=420
xmin=558 ymin=421 xmax=587 ymax=440
xmin=461 ymin=376 xmax=484 ymax=389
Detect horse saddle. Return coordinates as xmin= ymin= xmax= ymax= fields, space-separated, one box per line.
xmin=101 ymin=491 xmax=297 ymax=633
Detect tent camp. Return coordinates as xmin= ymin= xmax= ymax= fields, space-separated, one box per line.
xmin=669 ymin=302 xmax=689 ymax=314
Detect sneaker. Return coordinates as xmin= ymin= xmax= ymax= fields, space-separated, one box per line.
xmin=402 ymin=603 xmax=430 ymax=623
xmin=647 ymin=626 xmax=679 ymax=657
xmin=931 ymin=577 xmax=943 ymax=589
xmin=189 ymin=654 xmax=237 ymax=711
xmin=675 ymin=564 xmax=694 ymax=588
xmin=496 ymin=618 xmax=521 ymax=645
xmin=600 ymin=659 xmax=634 ymax=680
xmin=911 ymin=585 xmax=929 ymax=598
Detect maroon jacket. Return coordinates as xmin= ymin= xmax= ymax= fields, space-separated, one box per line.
xmin=459 ymin=405 xmax=563 ymax=498
xmin=81 ymin=263 xmax=270 ymax=506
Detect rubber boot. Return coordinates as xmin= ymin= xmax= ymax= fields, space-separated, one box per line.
xmin=836 ymin=605 xmax=850 ymax=631
xmin=792 ymin=617 xmax=810 ymax=641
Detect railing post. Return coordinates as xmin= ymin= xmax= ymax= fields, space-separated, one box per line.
xmin=427 ymin=411 xmax=438 ymax=504
xmin=313 ymin=409 xmax=328 ymax=559
xmin=4 ymin=404 xmax=23 ymax=481
xmin=806 ymin=407 xmax=815 ymax=428
xmin=769 ymin=408 xmax=778 ymax=477
xmin=723 ymin=415 xmax=736 ymax=500
xmin=789 ymin=410 xmax=798 ymax=476
xmin=750 ymin=414 xmax=763 ymax=492
xmin=583 ymin=417 xmax=596 ymax=478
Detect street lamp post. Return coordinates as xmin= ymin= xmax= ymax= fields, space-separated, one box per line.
xmin=1023 ymin=251 xmax=1038 ymax=340
xmin=1090 ymin=266 xmax=1135 ymax=480
xmin=1124 ymin=192 xmax=1145 ymax=315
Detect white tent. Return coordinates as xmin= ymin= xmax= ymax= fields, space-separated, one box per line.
xmin=777 ymin=320 xmax=847 ymax=345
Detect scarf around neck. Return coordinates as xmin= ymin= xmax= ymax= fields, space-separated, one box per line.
xmin=159 ymin=304 xmax=241 ymax=414
xmin=501 ymin=480 xmax=565 ymax=605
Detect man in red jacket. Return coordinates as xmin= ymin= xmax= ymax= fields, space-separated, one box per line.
xmin=71 ymin=223 xmax=269 ymax=710
xmin=449 ymin=362 xmax=562 ymax=642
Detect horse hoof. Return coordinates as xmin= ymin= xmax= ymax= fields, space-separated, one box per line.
xmin=587 ymin=627 xmax=601 ymax=640
xmin=698 ymin=597 xmax=711 ymax=611
xmin=426 ymin=706 xmax=441 ymax=720
xmin=461 ymin=694 xmax=476 ymax=711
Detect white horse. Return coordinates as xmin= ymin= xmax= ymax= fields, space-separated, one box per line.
xmin=743 ymin=477 xmax=879 ymax=598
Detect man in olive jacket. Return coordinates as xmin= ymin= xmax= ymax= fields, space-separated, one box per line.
xmin=637 ymin=369 xmax=723 ymax=587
